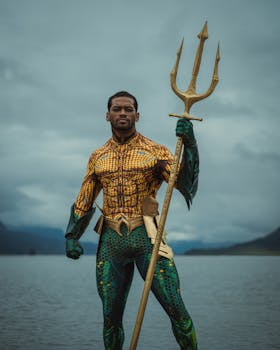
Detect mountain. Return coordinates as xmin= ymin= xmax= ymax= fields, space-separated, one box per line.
xmin=1 ymin=221 xmax=233 ymax=255
xmin=2 ymin=220 xmax=279 ymax=256
xmin=0 ymin=221 xmax=97 ymax=255
xmin=185 ymin=226 xmax=280 ymax=255
xmin=168 ymin=239 xmax=234 ymax=254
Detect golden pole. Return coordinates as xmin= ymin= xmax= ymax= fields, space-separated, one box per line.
xmin=129 ymin=137 xmax=183 ymax=350
xmin=129 ymin=22 xmax=220 ymax=350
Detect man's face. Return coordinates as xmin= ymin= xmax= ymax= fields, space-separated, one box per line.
xmin=106 ymin=96 xmax=139 ymax=131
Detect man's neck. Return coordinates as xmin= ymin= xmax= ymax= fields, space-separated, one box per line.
xmin=112 ymin=129 xmax=137 ymax=144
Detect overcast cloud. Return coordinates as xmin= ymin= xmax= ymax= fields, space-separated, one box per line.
xmin=1 ymin=0 xmax=279 ymax=243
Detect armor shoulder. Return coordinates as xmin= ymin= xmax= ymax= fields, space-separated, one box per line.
xmin=137 ymin=134 xmax=173 ymax=161
xmin=88 ymin=140 xmax=112 ymax=162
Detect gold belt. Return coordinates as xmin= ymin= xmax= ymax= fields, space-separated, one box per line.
xmin=104 ymin=215 xmax=144 ymax=236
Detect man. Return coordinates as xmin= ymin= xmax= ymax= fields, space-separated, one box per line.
xmin=65 ymin=91 xmax=199 ymax=350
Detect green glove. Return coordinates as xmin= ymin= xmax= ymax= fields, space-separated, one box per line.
xmin=176 ymin=118 xmax=196 ymax=145
xmin=66 ymin=238 xmax=84 ymax=260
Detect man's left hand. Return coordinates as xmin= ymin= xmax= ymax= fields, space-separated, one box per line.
xmin=176 ymin=118 xmax=196 ymax=145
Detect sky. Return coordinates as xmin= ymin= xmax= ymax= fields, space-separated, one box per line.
xmin=1 ymin=0 xmax=279 ymax=244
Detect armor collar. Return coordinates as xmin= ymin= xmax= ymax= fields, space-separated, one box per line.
xmin=110 ymin=132 xmax=140 ymax=149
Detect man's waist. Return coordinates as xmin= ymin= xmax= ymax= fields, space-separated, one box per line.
xmin=104 ymin=214 xmax=144 ymax=236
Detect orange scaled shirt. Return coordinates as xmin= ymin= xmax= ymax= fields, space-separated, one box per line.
xmin=74 ymin=132 xmax=173 ymax=219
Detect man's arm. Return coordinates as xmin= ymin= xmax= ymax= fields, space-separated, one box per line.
xmin=175 ymin=118 xmax=199 ymax=209
xmin=152 ymin=119 xmax=199 ymax=209
xmin=65 ymin=153 xmax=101 ymax=259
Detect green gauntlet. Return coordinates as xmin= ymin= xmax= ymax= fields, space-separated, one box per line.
xmin=65 ymin=204 xmax=95 ymax=260
xmin=175 ymin=118 xmax=199 ymax=209
xmin=176 ymin=118 xmax=196 ymax=145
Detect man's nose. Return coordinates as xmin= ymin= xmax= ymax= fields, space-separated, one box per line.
xmin=120 ymin=108 xmax=127 ymax=115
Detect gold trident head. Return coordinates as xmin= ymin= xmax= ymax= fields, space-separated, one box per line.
xmin=169 ymin=21 xmax=220 ymax=122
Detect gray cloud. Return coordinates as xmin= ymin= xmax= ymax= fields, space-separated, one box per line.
xmin=1 ymin=0 xmax=280 ymax=243
xmin=235 ymin=143 xmax=280 ymax=163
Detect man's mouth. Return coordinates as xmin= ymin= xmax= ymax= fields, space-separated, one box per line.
xmin=118 ymin=118 xmax=129 ymax=123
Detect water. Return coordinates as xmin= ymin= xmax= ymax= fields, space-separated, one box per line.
xmin=0 ymin=255 xmax=279 ymax=350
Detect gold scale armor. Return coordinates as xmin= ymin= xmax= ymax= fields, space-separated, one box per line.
xmin=73 ymin=132 xmax=175 ymax=258
xmin=74 ymin=132 xmax=173 ymax=220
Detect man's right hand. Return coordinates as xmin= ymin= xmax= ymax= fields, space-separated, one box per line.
xmin=66 ymin=238 xmax=84 ymax=260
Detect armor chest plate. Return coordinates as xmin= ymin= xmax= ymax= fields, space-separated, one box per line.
xmin=94 ymin=147 xmax=161 ymax=217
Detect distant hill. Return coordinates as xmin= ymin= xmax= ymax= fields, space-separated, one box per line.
xmin=1 ymin=221 xmax=233 ymax=255
xmin=0 ymin=221 xmax=97 ymax=255
xmin=2 ymin=220 xmax=279 ymax=256
xmin=168 ymin=239 xmax=234 ymax=254
xmin=185 ymin=226 xmax=280 ymax=255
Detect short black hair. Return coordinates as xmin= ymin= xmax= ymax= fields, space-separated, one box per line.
xmin=107 ymin=91 xmax=138 ymax=111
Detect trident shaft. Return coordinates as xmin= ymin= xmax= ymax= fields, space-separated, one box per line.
xmin=129 ymin=22 xmax=220 ymax=350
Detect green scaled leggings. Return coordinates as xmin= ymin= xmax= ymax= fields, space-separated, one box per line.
xmin=96 ymin=224 xmax=197 ymax=350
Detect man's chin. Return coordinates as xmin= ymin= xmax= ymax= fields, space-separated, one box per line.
xmin=114 ymin=124 xmax=133 ymax=131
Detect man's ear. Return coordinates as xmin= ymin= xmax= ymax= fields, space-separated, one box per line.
xmin=106 ymin=112 xmax=110 ymax=121
xmin=136 ymin=112 xmax=140 ymax=122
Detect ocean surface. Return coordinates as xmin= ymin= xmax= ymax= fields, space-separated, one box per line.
xmin=0 ymin=255 xmax=279 ymax=350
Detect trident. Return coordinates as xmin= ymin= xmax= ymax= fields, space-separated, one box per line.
xmin=129 ymin=22 xmax=220 ymax=350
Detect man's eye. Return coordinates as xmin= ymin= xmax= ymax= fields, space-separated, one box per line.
xmin=125 ymin=108 xmax=133 ymax=112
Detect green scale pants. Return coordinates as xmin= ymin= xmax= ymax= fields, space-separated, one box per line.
xmin=96 ymin=224 xmax=197 ymax=350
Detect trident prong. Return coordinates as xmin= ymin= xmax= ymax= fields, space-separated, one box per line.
xmin=169 ymin=21 xmax=220 ymax=121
